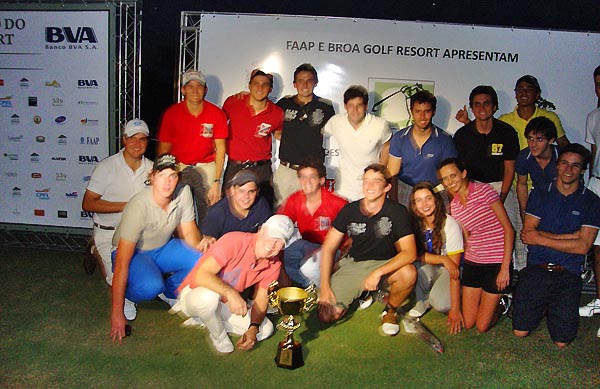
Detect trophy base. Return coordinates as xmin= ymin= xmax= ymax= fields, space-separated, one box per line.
xmin=274 ymin=339 xmax=304 ymax=369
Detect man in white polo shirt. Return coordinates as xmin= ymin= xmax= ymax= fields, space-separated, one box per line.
xmin=82 ymin=119 xmax=153 ymax=285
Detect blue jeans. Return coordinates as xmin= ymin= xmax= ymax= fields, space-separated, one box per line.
xmin=284 ymin=239 xmax=322 ymax=288
xmin=112 ymin=238 xmax=201 ymax=303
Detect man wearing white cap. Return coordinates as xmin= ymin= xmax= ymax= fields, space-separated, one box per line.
xmin=157 ymin=69 xmax=228 ymax=205
xmin=82 ymin=119 xmax=154 ymax=285
xmin=173 ymin=215 xmax=294 ymax=354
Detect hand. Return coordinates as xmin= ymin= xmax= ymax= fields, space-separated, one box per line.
xmin=198 ymin=236 xmax=216 ymax=253
xmin=362 ymin=270 xmax=381 ymax=291
xmin=520 ymin=228 xmax=540 ymax=246
xmin=442 ymin=258 xmax=459 ymax=280
xmin=318 ymin=286 xmax=337 ymax=306
xmin=236 ymin=327 xmax=258 ymax=351
xmin=110 ymin=311 xmax=127 ymax=343
xmin=447 ymin=308 xmax=464 ymax=334
xmin=207 ymin=183 xmax=222 ymax=206
xmin=226 ymin=291 xmax=248 ymax=316
xmin=496 ymin=267 xmax=510 ymax=292
xmin=455 ymin=104 xmax=471 ymax=125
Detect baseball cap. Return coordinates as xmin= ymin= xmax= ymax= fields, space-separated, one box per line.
xmin=227 ymin=170 xmax=259 ymax=188
xmin=515 ymin=75 xmax=541 ymax=92
xmin=249 ymin=68 xmax=274 ymax=86
xmin=182 ymin=70 xmax=206 ymax=86
xmin=153 ymin=154 xmax=180 ymax=172
xmin=263 ymin=215 xmax=294 ymax=246
xmin=123 ymin=119 xmax=149 ymax=137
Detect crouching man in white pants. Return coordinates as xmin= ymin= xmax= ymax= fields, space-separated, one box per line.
xmin=174 ymin=215 xmax=294 ymax=354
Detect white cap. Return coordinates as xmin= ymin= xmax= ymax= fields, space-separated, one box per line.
xmin=263 ymin=215 xmax=294 ymax=246
xmin=123 ymin=119 xmax=149 ymax=137
xmin=182 ymin=70 xmax=206 ymax=86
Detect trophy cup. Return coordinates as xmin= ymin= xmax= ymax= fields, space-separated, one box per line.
xmin=268 ymin=281 xmax=316 ymax=369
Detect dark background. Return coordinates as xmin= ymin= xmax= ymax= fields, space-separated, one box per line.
xmin=140 ymin=0 xmax=600 ymax=152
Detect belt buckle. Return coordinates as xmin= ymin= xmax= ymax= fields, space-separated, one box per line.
xmin=547 ymin=263 xmax=556 ymax=272
xmin=241 ymin=160 xmax=252 ymax=169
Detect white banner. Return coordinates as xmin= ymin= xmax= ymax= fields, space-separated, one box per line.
xmin=0 ymin=10 xmax=109 ymax=228
xmin=196 ymin=13 xmax=599 ymax=165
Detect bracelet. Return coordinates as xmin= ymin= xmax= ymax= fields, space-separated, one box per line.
xmin=248 ymin=322 xmax=260 ymax=330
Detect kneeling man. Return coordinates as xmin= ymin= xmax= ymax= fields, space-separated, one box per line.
xmin=175 ymin=215 xmax=294 ymax=353
xmin=515 ymin=144 xmax=600 ymax=347
xmin=318 ymin=164 xmax=417 ymax=336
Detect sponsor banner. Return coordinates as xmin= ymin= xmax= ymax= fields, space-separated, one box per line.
xmin=0 ymin=10 xmax=109 ymax=227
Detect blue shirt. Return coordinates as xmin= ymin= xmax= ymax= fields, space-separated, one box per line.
xmin=389 ymin=124 xmax=457 ymax=186
xmin=515 ymin=144 xmax=558 ymax=189
xmin=201 ymin=195 xmax=272 ymax=239
xmin=526 ymin=183 xmax=600 ymax=275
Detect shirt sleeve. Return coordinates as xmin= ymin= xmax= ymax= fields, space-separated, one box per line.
xmin=157 ymin=107 xmax=175 ymax=143
xmin=515 ymin=150 xmax=528 ymax=176
xmin=443 ymin=214 xmax=464 ymax=255
xmin=201 ymin=201 xmax=224 ymax=238
xmin=86 ymin=161 xmax=109 ymax=195
xmin=116 ymin=194 xmax=147 ymax=244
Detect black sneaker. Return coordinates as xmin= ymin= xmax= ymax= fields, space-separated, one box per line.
xmin=499 ymin=293 xmax=512 ymax=317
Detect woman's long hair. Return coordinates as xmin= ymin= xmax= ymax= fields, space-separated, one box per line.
xmin=409 ymin=181 xmax=447 ymax=256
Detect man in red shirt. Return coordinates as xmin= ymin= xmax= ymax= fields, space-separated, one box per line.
xmin=157 ymin=70 xmax=228 ymax=205
xmin=278 ymin=159 xmax=348 ymax=287
xmin=222 ymin=69 xmax=284 ymax=208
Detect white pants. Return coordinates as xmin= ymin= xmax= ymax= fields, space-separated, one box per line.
xmin=93 ymin=226 xmax=115 ymax=285
xmin=179 ymin=285 xmax=274 ymax=341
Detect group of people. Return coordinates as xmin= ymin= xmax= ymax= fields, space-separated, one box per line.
xmin=81 ymin=63 xmax=600 ymax=353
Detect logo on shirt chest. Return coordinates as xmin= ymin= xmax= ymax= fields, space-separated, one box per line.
xmin=311 ymin=109 xmax=325 ymax=126
xmin=489 ymin=143 xmax=504 ymax=156
xmin=284 ymin=109 xmax=298 ymax=121
xmin=348 ymin=222 xmax=366 ymax=236
xmin=200 ymin=123 xmax=213 ymax=138
xmin=315 ymin=216 xmax=331 ymax=231
xmin=375 ymin=217 xmax=393 ymax=238
xmin=255 ymin=123 xmax=271 ymax=137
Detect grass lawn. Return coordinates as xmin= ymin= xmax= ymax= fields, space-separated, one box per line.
xmin=1 ymin=247 xmax=599 ymax=388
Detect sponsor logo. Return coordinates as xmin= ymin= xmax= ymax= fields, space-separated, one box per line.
xmin=11 ymin=114 xmax=20 ymax=124
xmin=12 ymin=187 xmax=22 ymax=197
xmin=56 ymin=172 xmax=67 ymax=181
xmin=65 ymin=192 xmax=78 ymax=198
xmin=33 ymin=115 xmax=42 ymax=124
xmin=31 ymin=173 xmax=42 ymax=178
xmin=55 ymin=116 xmax=67 ymax=124
xmin=78 ymin=79 xmax=99 ymax=88
xmin=57 ymin=134 xmax=67 ymax=145
xmin=324 ymin=149 xmax=340 ymax=157
xmin=36 ymin=135 xmax=46 ymax=143
xmin=82 ymin=175 xmax=91 ymax=182
xmin=0 ymin=95 xmax=13 ymax=107
xmin=35 ymin=188 xmax=50 ymax=200
xmin=77 ymin=100 xmax=98 ymax=105
xmin=80 ymin=118 xmax=99 ymax=126
xmin=58 ymin=210 xmax=68 ymax=218
xmin=79 ymin=155 xmax=99 ymax=164
xmin=5 ymin=172 xmax=17 ymax=177
xmin=80 ymin=211 xmax=93 ymax=219
xmin=34 ymin=209 xmax=45 ymax=216
xmin=8 ymin=135 xmax=23 ymax=143
xmin=51 ymin=156 xmax=67 ymax=161
xmin=19 ymin=78 xmax=29 ymax=88
xmin=0 ymin=79 xmax=4 ymax=86
xmin=51 ymin=97 xmax=63 ymax=106
xmin=45 ymin=80 xmax=61 ymax=88
xmin=80 ymin=136 xmax=100 ymax=145
xmin=4 ymin=153 xmax=19 ymax=161
xmin=30 ymin=153 xmax=40 ymax=162
xmin=45 ymin=27 xmax=98 ymax=43
xmin=28 ymin=96 xmax=37 ymax=107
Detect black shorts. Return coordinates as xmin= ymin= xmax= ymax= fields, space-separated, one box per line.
xmin=512 ymin=265 xmax=582 ymax=343
xmin=461 ymin=261 xmax=506 ymax=294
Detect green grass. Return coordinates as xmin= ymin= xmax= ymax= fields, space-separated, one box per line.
xmin=1 ymin=247 xmax=599 ymax=388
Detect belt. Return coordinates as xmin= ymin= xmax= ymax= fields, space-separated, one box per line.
xmin=229 ymin=159 xmax=271 ymax=169
xmin=536 ymin=263 xmax=565 ymax=272
xmin=93 ymin=222 xmax=116 ymax=231
xmin=279 ymin=160 xmax=301 ymax=171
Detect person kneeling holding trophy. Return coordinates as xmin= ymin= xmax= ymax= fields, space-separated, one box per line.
xmin=173 ymin=215 xmax=295 ymax=354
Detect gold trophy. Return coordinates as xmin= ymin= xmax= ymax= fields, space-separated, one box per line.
xmin=268 ymin=281 xmax=316 ymax=369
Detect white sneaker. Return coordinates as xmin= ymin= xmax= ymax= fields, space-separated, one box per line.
xmin=157 ymin=293 xmax=177 ymax=308
xmin=408 ymin=301 xmax=429 ymax=318
xmin=402 ymin=318 xmax=419 ymax=334
xmin=124 ymin=298 xmax=137 ymax=321
xmin=579 ymin=299 xmax=600 ymax=317
xmin=358 ymin=292 xmax=374 ymax=310
xmin=380 ymin=309 xmax=400 ymax=336
xmin=597 ymin=327 xmax=600 ymax=338
xmin=210 ymin=330 xmax=234 ymax=354
xmin=181 ymin=317 xmax=205 ymax=328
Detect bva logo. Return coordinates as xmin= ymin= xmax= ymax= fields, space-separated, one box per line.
xmin=78 ymin=80 xmax=98 ymax=87
xmin=45 ymin=27 xmax=98 ymax=43
xmin=79 ymin=155 xmax=99 ymax=163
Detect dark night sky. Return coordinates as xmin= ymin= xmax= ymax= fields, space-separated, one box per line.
xmin=140 ymin=0 xmax=600 ymax=144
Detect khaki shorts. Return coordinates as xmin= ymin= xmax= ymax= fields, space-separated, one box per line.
xmin=330 ymin=256 xmax=392 ymax=309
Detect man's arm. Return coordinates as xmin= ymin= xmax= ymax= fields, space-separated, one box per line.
xmin=318 ymin=227 xmax=345 ymax=304
xmin=500 ymin=160 xmax=515 ymax=203
xmin=177 ymin=220 xmax=215 ymax=253
xmin=194 ymin=255 xmax=248 ymax=316
xmin=236 ymin=286 xmax=269 ymax=351
xmin=82 ymin=190 xmax=127 ymax=214
xmin=273 ymin=129 xmax=282 ymax=141
xmin=156 ymin=141 xmax=172 ymax=156
xmin=363 ymin=234 xmax=417 ymax=291
xmin=590 ymin=144 xmax=597 ymax=180
xmin=521 ymin=214 xmax=598 ymax=255
xmin=490 ymin=200 xmax=514 ymax=291
xmin=556 ymin=135 xmax=570 ymax=149
xmin=386 ymin=156 xmax=402 ymax=202
xmin=516 ymin=174 xmax=529 ymax=221
xmin=110 ymin=238 xmax=136 ymax=342
xmin=379 ymin=140 xmax=390 ymax=167
xmin=207 ymin=139 xmax=226 ymax=205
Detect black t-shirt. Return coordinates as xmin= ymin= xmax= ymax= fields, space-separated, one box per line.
xmin=454 ymin=118 xmax=519 ymax=183
xmin=332 ymin=198 xmax=413 ymax=261
xmin=276 ymin=94 xmax=335 ymax=164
